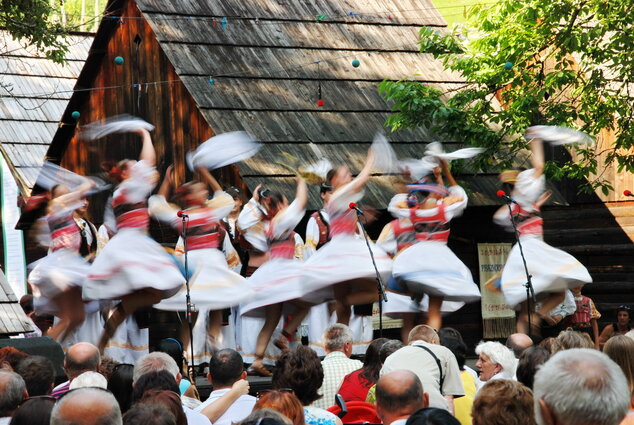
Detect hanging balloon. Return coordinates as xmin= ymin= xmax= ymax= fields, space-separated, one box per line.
xmin=504 ymin=62 xmax=513 ymax=70
xmin=317 ymin=99 xmax=324 ymax=107
xmin=71 ymin=111 xmax=81 ymax=120
xmin=114 ymin=56 xmax=124 ymax=65
xmin=352 ymin=59 xmax=361 ymax=68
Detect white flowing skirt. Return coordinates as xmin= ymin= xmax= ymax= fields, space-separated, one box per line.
xmin=301 ymin=234 xmax=392 ymax=304
xmin=392 ymin=241 xmax=480 ymax=302
xmin=156 ymin=249 xmax=254 ymax=311
xmin=240 ymin=259 xmax=310 ymax=317
xmin=84 ymin=228 xmax=185 ymax=300
xmin=501 ymin=235 xmax=592 ymax=308
xmin=29 ymin=248 xmax=90 ymax=310
xmin=382 ymin=290 xmax=465 ymax=319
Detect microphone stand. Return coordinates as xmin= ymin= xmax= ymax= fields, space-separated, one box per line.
xmin=504 ymin=201 xmax=536 ymax=339
xmin=181 ymin=215 xmax=196 ymax=380
xmin=353 ymin=209 xmax=387 ymax=337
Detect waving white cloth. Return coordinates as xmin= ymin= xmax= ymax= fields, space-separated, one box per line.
xmin=527 ymin=126 xmax=594 ymax=146
xmin=425 ymin=141 xmax=485 ymax=161
xmin=370 ymin=133 xmax=399 ymax=173
xmin=36 ymin=162 xmax=110 ymax=195
xmin=80 ymin=115 xmax=155 ymax=141
xmin=399 ymin=156 xmax=438 ymax=181
xmin=186 ymin=131 xmax=260 ymax=171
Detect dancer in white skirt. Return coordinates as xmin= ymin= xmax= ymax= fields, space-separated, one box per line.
xmin=83 ymin=126 xmax=185 ymax=352
xmin=239 ymin=175 xmax=310 ymax=376
xmin=304 ymin=184 xmax=373 ymax=356
xmin=149 ymin=165 xmax=254 ymax=355
xmin=28 ymin=179 xmax=95 ymax=342
xmin=494 ymin=132 xmax=592 ymax=333
xmin=301 ymin=148 xmax=392 ymax=325
xmin=386 ymin=160 xmax=480 ymax=331
xmin=376 ymin=216 xmax=465 ymax=342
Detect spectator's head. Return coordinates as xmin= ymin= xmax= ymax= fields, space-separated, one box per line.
xmin=254 ymin=390 xmax=305 ymax=425
xmin=99 ymin=357 xmax=120 ymax=381
xmin=440 ymin=337 xmax=467 ymax=371
xmin=604 ymin=335 xmax=634 ymax=402
xmin=616 ymin=306 xmax=631 ymax=329
xmin=506 ymin=333 xmax=534 ymax=358
xmin=405 ymin=407 xmax=461 ymax=425
xmin=516 ymin=346 xmax=551 ymax=390
xmin=272 ymin=346 xmax=323 ymax=406
xmin=408 ymin=325 xmax=439 ymax=345
xmin=132 ymin=370 xmax=179 ymax=403
xmin=139 ymin=389 xmax=187 ymax=425
xmin=0 ymin=347 xmax=29 ymax=372
xmin=9 ymin=396 xmax=55 ymax=425
xmin=360 ymin=338 xmax=389 ymax=385
xmin=123 ymin=403 xmax=176 ymax=425
xmin=156 ymin=338 xmax=186 ymax=374
xmin=538 ymin=337 xmax=554 ymax=354
xmin=18 ymin=294 xmax=34 ymax=316
xmin=0 ymin=370 xmax=26 ymax=417
xmin=534 ymin=348 xmax=629 ymax=425
xmin=475 ymin=341 xmax=516 ymax=382
xmin=239 ymin=408 xmax=292 ymax=425
xmin=15 ymin=355 xmax=55 ymax=396
xmin=379 ymin=340 xmax=404 ymax=364
xmin=133 ymin=352 xmax=180 ymax=383
xmin=323 ymin=324 xmax=354 ymax=356
xmin=437 ymin=328 xmax=464 ymax=345
xmin=472 ymin=379 xmax=535 ymax=425
xmin=208 ymin=349 xmax=246 ymax=388
xmin=69 ymin=371 xmax=108 ymax=390
xmin=375 ymin=370 xmax=428 ymax=425
xmin=108 ymin=363 xmax=134 ymax=414
xmin=65 ymin=342 xmax=101 ymax=380
xmin=50 ymin=387 xmax=122 ymax=425
xmin=551 ymin=330 xmax=593 ymax=354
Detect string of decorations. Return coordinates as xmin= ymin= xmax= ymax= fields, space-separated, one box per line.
xmin=8 ymin=1 xmax=499 ymax=123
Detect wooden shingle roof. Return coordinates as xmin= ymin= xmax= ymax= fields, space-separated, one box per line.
xmin=0 ymin=33 xmax=92 ymax=196
xmin=134 ymin=0 xmax=470 ymax=208
xmin=0 ymin=269 xmax=32 ymax=335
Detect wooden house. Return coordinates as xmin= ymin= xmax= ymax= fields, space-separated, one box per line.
xmin=35 ymin=0 xmax=634 ymax=348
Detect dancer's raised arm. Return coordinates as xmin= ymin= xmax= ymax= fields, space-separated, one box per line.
xmin=525 ymin=128 xmax=545 ymax=178
xmin=133 ymin=127 xmax=156 ymax=166
xmin=197 ymin=166 xmax=222 ymax=193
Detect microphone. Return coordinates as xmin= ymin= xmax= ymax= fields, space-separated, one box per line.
xmin=496 ymin=190 xmax=517 ymax=204
xmin=177 ymin=210 xmax=189 ymax=218
xmin=624 ymin=190 xmax=634 ymax=198
xmin=349 ymin=202 xmax=364 ymax=215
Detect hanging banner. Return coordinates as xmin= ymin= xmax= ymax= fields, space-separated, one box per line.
xmin=478 ymin=243 xmax=516 ymax=338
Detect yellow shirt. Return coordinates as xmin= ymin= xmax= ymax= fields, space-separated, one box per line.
xmin=454 ymin=371 xmax=476 ymax=425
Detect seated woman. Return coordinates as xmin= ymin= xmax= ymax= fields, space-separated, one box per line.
xmin=272 ymin=346 xmax=343 ymax=425
xmin=599 ymin=306 xmax=632 ymax=349
xmin=474 ymin=341 xmax=516 ymax=385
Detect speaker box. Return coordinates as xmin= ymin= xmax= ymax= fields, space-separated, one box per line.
xmin=0 ymin=336 xmax=66 ymax=383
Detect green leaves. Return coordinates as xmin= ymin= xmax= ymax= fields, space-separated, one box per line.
xmin=380 ymin=0 xmax=634 ymax=195
xmin=0 ymin=0 xmax=70 ymax=64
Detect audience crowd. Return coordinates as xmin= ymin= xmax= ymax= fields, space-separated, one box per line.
xmin=1 ymin=322 xmax=633 ymax=425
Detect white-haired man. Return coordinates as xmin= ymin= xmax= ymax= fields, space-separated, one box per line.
xmin=474 ymin=341 xmax=516 ymax=384
xmin=534 ymin=348 xmax=630 ymax=425
xmin=0 ymin=371 xmax=27 ymax=424
xmin=312 ymin=324 xmax=363 ymax=409
xmin=381 ymin=325 xmax=463 ymax=414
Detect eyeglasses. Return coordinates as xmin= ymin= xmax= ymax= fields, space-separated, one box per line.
xmin=256 ymin=388 xmax=295 ymax=398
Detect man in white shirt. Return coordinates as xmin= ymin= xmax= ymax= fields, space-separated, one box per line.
xmin=312 ymin=324 xmax=363 ymax=409
xmin=0 ymin=371 xmax=27 ymax=425
xmin=376 ymin=370 xmax=428 ymax=425
xmin=381 ymin=325 xmax=464 ymax=414
xmin=134 ymin=352 xmax=210 ymax=425
xmin=195 ymin=349 xmax=255 ymax=425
